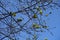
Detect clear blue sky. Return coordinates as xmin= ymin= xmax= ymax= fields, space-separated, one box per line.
xmin=0 ymin=0 xmax=60 ymax=40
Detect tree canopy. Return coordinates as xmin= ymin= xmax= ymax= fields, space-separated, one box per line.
xmin=0 ymin=0 xmax=60 ymax=40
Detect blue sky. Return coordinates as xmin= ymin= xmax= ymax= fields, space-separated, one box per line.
xmin=0 ymin=0 xmax=60 ymax=40
xmin=47 ymin=8 xmax=60 ymax=40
